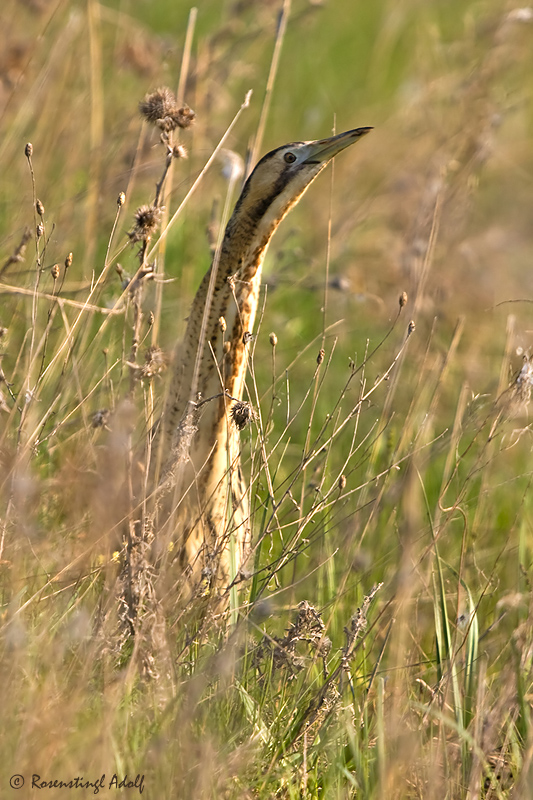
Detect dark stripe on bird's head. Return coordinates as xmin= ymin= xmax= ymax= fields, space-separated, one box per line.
xmin=230 ymin=158 xmax=311 ymax=233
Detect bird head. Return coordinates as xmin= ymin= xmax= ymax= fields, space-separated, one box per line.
xmin=227 ymin=127 xmax=372 ymax=250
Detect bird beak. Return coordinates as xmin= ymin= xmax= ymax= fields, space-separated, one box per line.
xmin=303 ymin=127 xmax=372 ymax=164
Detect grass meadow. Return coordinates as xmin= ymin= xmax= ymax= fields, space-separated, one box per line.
xmin=1 ymin=0 xmax=533 ymax=797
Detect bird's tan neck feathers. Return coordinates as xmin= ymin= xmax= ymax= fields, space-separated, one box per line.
xmin=162 ymin=170 xmax=323 ymax=447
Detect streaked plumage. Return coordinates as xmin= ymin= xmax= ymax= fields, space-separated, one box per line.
xmin=153 ymin=127 xmax=371 ymax=594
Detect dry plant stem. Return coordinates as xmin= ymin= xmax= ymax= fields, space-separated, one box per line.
xmin=37 ymin=243 xmax=129 ymax=385
xmin=128 ymin=281 xmax=144 ymax=395
xmin=247 ymin=0 xmax=291 ymax=175
xmin=239 ymin=332 xmax=286 ymax=553
xmin=85 ymin=0 xmax=104 ymax=269
xmin=299 ymin=345 xmax=337 ymax=504
xmin=0 ymin=228 xmax=31 ymax=278
xmin=72 ymin=193 xmax=128 ymax=368
xmin=151 ymin=6 xmax=197 ymax=346
xmin=186 ymin=96 xmax=251 ymax=407
xmin=0 ymin=282 xmax=117 ymax=313
xmin=145 ymin=90 xmax=252 ymax=263
xmin=250 ymin=333 xmax=416 ymax=598
xmin=25 ymin=149 xmax=41 ymax=394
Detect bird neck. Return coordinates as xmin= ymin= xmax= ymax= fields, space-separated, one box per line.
xmin=163 ymin=200 xmax=280 ymax=443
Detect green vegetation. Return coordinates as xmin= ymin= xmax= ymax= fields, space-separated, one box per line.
xmin=1 ymin=0 xmax=533 ymax=796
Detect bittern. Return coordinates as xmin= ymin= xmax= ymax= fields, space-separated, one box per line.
xmin=155 ymin=127 xmax=371 ymax=593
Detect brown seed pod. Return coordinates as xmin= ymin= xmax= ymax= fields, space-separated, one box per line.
xmin=139 ymin=87 xmax=178 ymax=125
xmin=230 ymin=400 xmax=254 ymax=430
xmin=172 ymin=144 xmax=188 ymax=159
xmin=128 ymin=204 xmax=162 ymax=243
xmin=173 ymin=105 xmax=196 ymax=129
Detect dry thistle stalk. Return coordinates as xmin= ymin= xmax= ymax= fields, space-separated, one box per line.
xmin=343 ymin=583 xmax=382 ymax=660
xmin=254 ymin=601 xmax=328 ymax=673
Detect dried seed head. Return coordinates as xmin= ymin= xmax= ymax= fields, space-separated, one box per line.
xmin=128 ymin=204 xmax=162 ymax=243
xmin=219 ymin=316 xmax=227 ymax=333
xmin=269 ymin=332 xmax=278 ymax=347
xmin=243 ymin=331 xmax=253 ymax=345
xmin=140 ymin=345 xmax=166 ymax=379
xmin=92 ymin=409 xmax=110 ymax=429
xmin=148 ymin=311 xmax=154 ymax=326
xmin=408 ymin=320 xmax=416 ymax=336
xmin=399 ymin=291 xmax=408 ymax=309
xmin=139 ymin=87 xmax=178 ymax=125
xmin=117 ymin=191 xmax=126 ymax=207
xmin=36 ymin=223 xmax=44 ymax=239
xmin=25 ymin=142 xmax=33 ymax=158
xmin=65 ymin=252 xmax=73 ymax=269
xmin=338 ymin=474 xmax=347 ymax=491
xmin=172 ymin=144 xmax=188 ymax=159
xmin=223 ymin=341 xmax=231 ymax=355
xmin=36 ymin=199 xmax=45 ymax=217
xmin=317 ymin=348 xmax=325 ymax=366
xmin=230 ymin=400 xmax=254 ymax=431
xmin=173 ymin=105 xmax=195 ymax=129
xmin=51 ymin=264 xmax=60 ymax=280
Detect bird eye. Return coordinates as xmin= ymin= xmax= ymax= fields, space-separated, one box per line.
xmin=284 ymin=152 xmax=297 ymax=164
